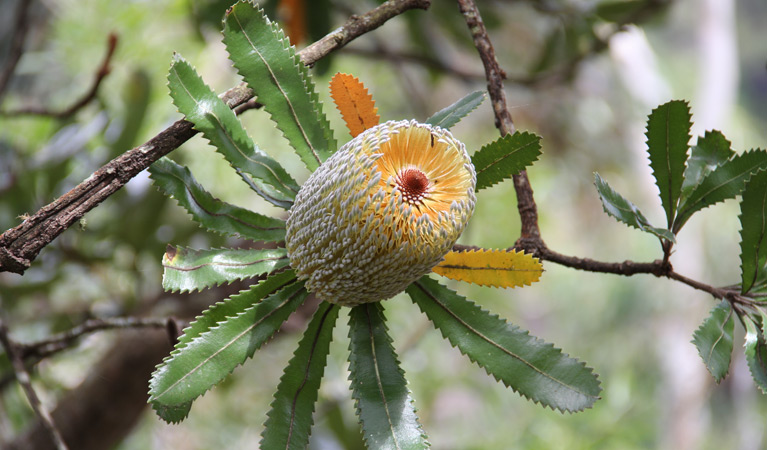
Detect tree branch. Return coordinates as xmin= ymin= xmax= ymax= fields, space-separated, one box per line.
xmin=0 ymin=0 xmax=432 ymax=275
xmin=16 ymin=317 xmax=176 ymax=361
xmin=5 ymin=329 xmax=172 ymax=450
xmin=0 ymin=316 xmax=68 ymax=450
xmin=0 ymin=0 xmax=32 ymax=104
xmin=1 ymin=33 xmax=118 ymax=118
xmin=454 ymin=0 xmax=751 ymax=311
xmin=456 ymin=0 xmax=541 ymax=242
xmin=342 ymin=46 xmax=486 ymax=82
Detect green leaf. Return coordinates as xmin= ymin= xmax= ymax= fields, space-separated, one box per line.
xmin=691 ymin=301 xmax=734 ymax=383
xmin=743 ymin=317 xmax=767 ymax=394
xmin=681 ymin=130 xmax=734 ymax=196
xmin=161 ymin=246 xmax=289 ymax=293
xmin=673 ymin=149 xmax=767 ymax=232
xmin=594 ymin=0 xmax=648 ymax=23
xmin=149 ymin=157 xmax=286 ymax=242
xmin=594 ymin=173 xmax=675 ymax=243
xmin=740 ymin=170 xmax=767 ymax=293
xmin=425 ymin=91 xmax=486 ymax=130
xmin=175 ymin=270 xmax=298 ymax=355
xmin=348 ymin=303 xmax=429 ymax=449
xmin=645 ymin=100 xmax=692 ymax=227
xmin=757 ymin=306 xmax=767 ymax=338
xmin=149 ymin=278 xmax=308 ymax=422
xmin=407 ymin=277 xmax=601 ymax=412
xmin=261 ymin=302 xmax=339 ymax=449
xmin=223 ymin=2 xmax=335 ymax=172
xmin=168 ymin=54 xmax=299 ymax=209
xmin=472 ymin=132 xmax=542 ymax=191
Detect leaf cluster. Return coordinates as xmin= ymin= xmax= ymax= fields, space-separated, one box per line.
xmin=593 ymin=100 xmax=767 ymax=390
xmin=146 ymin=2 xmax=599 ymax=447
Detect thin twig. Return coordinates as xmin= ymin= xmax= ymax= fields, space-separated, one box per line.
xmin=455 ymin=0 xmax=740 ymax=308
xmin=1 ymin=33 xmax=118 ymax=118
xmin=0 ymin=316 xmax=183 ymax=391
xmin=0 ymin=0 xmax=432 ymax=275
xmin=17 ymin=317 xmax=175 ymax=360
xmin=0 ymin=0 xmax=32 ymax=104
xmin=0 ymin=316 xmax=68 ymax=450
xmin=456 ymin=0 xmax=541 ymax=243
xmin=233 ymin=97 xmax=263 ymax=115
xmin=343 ymin=46 xmax=486 ymax=82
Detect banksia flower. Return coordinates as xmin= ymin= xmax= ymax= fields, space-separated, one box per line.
xmin=286 ymin=119 xmax=476 ymax=306
xmin=148 ymin=18 xmax=594 ymax=447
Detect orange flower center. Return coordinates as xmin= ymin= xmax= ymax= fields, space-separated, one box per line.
xmin=397 ymin=167 xmax=429 ymax=204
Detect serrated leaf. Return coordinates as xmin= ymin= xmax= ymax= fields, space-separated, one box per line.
xmin=433 ymin=249 xmax=543 ymax=288
xmin=175 ymin=270 xmax=298 ymax=355
xmin=743 ymin=317 xmax=767 ymax=394
xmin=673 ymin=149 xmax=767 ymax=233
xmin=348 ymin=303 xmax=429 ymax=449
xmin=151 ymin=400 xmax=194 ymax=424
xmin=149 ymin=157 xmax=286 ymax=242
xmin=329 ymin=73 xmax=380 ymax=138
xmin=757 ymin=306 xmax=767 ymax=338
xmin=645 ymin=100 xmax=692 ymax=227
xmin=149 ymin=270 xmax=298 ymax=423
xmin=472 ymin=132 xmax=542 ymax=191
xmin=407 ymin=277 xmax=601 ymax=412
xmin=594 ymin=173 xmax=676 ymax=243
xmin=261 ymin=302 xmax=339 ymax=449
xmin=425 ymin=90 xmax=486 ymax=130
xmin=681 ymin=130 xmax=734 ymax=197
xmin=168 ymin=54 xmax=299 ymax=209
xmin=739 ymin=170 xmax=767 ymax=293
xmin=691 ymin=301 xmax=734 ymax=383
xmin=161 ymin=245 xmax=289 ymax=293
xmin=149 ymin=279 xmax=308 ymax=419
xmin=223 ymin=2 xmax=335 ymax=172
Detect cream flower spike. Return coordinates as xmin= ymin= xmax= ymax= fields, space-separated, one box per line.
xmin=286 ymin=119 xmax=476 ymax=306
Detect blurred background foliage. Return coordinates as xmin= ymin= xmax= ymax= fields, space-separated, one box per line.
xmin=1 ymin=0 xmax=766 ymax=448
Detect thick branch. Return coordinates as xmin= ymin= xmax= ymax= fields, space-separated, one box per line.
xmin=0 ymin=0 xmax=431 ymax=275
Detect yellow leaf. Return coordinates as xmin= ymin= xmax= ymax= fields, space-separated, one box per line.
xmin=433 ymin=249 xmax=543 ymax=288
xmin=329 ymin=73 xmax=380 ymax=137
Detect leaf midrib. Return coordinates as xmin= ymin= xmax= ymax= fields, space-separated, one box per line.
xmin=475 ymin=135 xmax=538 ymax=177
xmin=170 ymin=64 xmax=299 ymax=196
xmin=364 ymin=304 xmax=402 ymax=450
xmin=170 ymin=170 xmax=284 ymax=232
xmin=152 ymin=282 xmax=303 ymax=403
xmin=163 ymin=254 xmax=288 ymax=272
xmin=414 ymin=280 xmax=597 ymax=401
xmin=230 ymin=9 xmax=321 ymax=167
xmin=678 ymin=156 xmax=767 ymax=226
